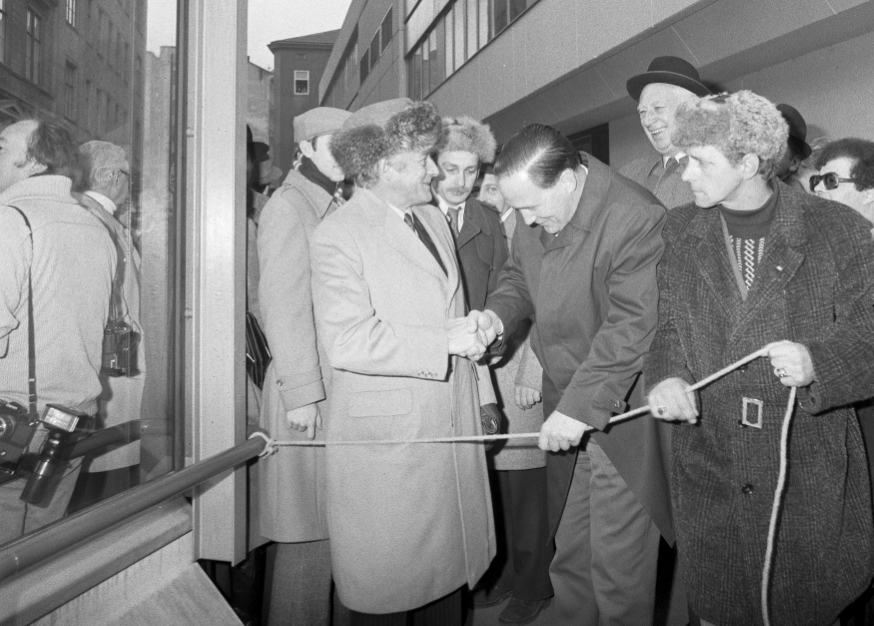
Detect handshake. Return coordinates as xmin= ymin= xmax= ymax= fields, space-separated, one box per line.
xmin=446 ymin=310 xmax=501 ymax=361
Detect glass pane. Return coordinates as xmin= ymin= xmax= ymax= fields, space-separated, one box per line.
xmin=409 ymin=48 xmax=422 ymax=100
xmin=445 ymin=7 xmax=454 ymax=77
xmin=510 ymin=0 xmax=527 ymax=21
xmin=0 ymin=0 xmax=182 ymax=548
xmin=467 ymin=0 xmax=478 ymax=59
xmin=494 ymin=0 xmax=508 ymax=35
xmin=421 ymin=41 xmax=430 ymax=98
xmin=479 ymin=0 xmax=489 ymax=46
xmin=454 ymin=0 xmax=466 ymax=68
xmin=430 ymin=27 xmax=443 ymax=91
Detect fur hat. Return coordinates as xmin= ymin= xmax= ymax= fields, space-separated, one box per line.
xmin=672 ymin=90 xmax=788 ymax=168
xmin=440 ymin=116 xmax=496 ymax=163
xmin=330 ymin=99 xmax=444 ymax=185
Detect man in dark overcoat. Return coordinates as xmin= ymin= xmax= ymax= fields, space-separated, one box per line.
xmin=646 ymin=90 xmax=874 ymax=626
xmin=480 ymin=124 xmax=674 ymax=625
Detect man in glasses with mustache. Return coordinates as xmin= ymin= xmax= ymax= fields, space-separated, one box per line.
xmin=812 ymin=137 xmax=874 ymax=227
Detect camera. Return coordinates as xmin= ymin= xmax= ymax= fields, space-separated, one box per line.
xmin=102 ymin=319 xmax=138 ymax=377
xmin=0 ymin=399 xmax=38 ymax=479
xmin=20 ymin=404 xmax=87 ymax=505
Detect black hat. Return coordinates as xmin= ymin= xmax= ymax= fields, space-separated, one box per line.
xmin=776 ymin=104 xmax=812 ymax=160
xmin=626 ymin=56 xmax=711 ymax=102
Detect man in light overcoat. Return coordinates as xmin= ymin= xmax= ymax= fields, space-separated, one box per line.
xmin=312 ymin=98 xmax=496 ymax=625
xmin=257 ymin=106 xmax=350 ymax=625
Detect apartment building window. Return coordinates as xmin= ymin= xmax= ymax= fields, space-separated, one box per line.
xmin=66 ymin=0 xmax=77 ymax=27
xmin=381 ymin=7 xmax=392 ymax=52
xmin=25 ymin=9 xmax=42 ymax=84
xmin=84 ymin=79 xmax=92 ymax=130
xmin=408 ymin=0 xmax=539 ymax=98
xmin=294 ymin=70 xmax=309 ymax=95
xmin=64 ymin=62 xmax=77 ymax=120
xmin=96 ymin=87 xmax=104 ymax=134
xmin=360 ymin=48 xmax=370 ymax=84
xmin=0 ymin=0 xmax=6 ymax=65
xmin=108 ymin=23 xmax=115 ymax=67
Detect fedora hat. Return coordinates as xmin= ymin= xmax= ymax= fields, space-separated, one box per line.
xmin=776 ymin=104 xmax=812 ymax=159
xmin=626 ymin=56 xmax=710 ymax=102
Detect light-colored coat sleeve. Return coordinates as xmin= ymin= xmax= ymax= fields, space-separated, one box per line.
xmin=475 ymin=362 xmax=496 ymax=405
xmin=311 ymin=215 xmax=451 ymax=379
xmin=258 ymin=187 xmax=325 ymax=411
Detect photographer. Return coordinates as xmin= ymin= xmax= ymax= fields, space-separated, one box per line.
xmin=0 ymin=119 xmax=115 ymax=543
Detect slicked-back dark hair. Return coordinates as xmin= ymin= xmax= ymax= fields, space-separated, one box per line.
xmin=23 ymin=118 xmax=81 ymax=184
xmin=494 ymin=124 xmax=580 ymax=188
xmin=815 ymin=137 xmax=874 ymax=192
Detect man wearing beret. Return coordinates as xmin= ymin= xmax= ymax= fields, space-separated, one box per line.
xmin=257 ymin=106 xmax=350 ymax=625
xmin=311 ymin=98 xmax=496 ymax=625
xmin=621 ymin=56 xmax=711 ymax=209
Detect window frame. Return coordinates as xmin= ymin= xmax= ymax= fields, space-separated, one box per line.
xmin=294 ymin=70 xmax=310 ymax=95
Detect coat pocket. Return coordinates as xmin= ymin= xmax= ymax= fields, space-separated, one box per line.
xmin=348 ymin=388 xmax=413 ymax=418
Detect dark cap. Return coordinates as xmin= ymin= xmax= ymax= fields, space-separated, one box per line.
xmin=626 ymin=56 xmax=711 ymax=102
xmin=776 ymin=104 xmax=812 ymax=159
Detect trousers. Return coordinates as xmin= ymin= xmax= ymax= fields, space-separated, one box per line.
xmin=546 ymin=438 xmax=660 ymax=626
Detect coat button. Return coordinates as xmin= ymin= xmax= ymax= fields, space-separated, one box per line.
xmin=742 ymin=483 xmax=754 ymax=495
xmin=737 ymin=364 xmax=747 ymax=372
xmin=276 ymin=379 xmax=284 ymax=387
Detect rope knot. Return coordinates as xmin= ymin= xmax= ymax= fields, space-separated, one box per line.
xmin=249 ymin=431 xmax=278 ymax=457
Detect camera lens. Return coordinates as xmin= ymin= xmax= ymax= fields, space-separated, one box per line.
xmin=0 ymin=414 xmax=12 ymax=441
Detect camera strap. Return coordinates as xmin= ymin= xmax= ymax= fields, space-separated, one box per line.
xmin=7 ymin=205 xmax=39 ymax=423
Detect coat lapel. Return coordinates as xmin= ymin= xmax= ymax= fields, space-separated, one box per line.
xmin=455 ymin=198 xmax=484 ymax=250
xmin=414 ymin=205 xmax=460 ymax=311
xmin=688 ymin=209 xmax=745 ymax=323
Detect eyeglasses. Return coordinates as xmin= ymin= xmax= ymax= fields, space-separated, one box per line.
xmin=809 ymin=172 xmax=856 ymax=192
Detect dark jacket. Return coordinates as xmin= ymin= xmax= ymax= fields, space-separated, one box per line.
xmin=487 ymin=153 xmax=675 ymax=544
xmin=449 ymin=196 xmax=509 ymax=311
xmin=645 ymin=183 xmax=874 ymax=625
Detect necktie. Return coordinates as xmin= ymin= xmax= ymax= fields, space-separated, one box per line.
xmin=404 ymin=212 xmax=447 ymax=276
xmin=446 ymin=207 xmax=460 ymax=236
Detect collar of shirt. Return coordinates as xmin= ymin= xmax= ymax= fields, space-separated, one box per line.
xmin=84 ymin=190 xmax=118 ymax=216
xmin=434 ymin=194 xmax=465 ymax=230
xmin=387 ymin=203 xmax=411 ymax=223
xmin=661 ymin=152 xmax=687 ymax=168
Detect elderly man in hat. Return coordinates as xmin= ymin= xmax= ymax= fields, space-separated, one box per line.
xmin=646 ymin=90 xmax=874 ymax=625
xmin=621 ymin=56 xmax=711 ymax=209
xmin=74 ymin=141 xmax=143 ymax=496
xmin=775 ymin=104 xmax=813 ymax=191
xmin=256 ymin=106 xmax=350 ymax=625
xmin=311 ymin=98 xmax=496 ymax=625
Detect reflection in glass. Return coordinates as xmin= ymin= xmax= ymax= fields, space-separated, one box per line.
xmin=0 ymin=0 xmax=181 ymax=547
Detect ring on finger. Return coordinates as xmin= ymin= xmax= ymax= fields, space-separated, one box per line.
xmin=775 ymin=367 xmax=788 ymax=378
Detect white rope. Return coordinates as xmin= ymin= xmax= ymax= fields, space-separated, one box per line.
xmin=761 ymin=385 xmax=797 ymax=626
xmin=247 ymin=345 xmax=797 ymax=625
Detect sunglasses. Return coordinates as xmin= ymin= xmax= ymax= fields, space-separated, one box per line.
xmin=809 ymin=172 xmax=856 ymax=192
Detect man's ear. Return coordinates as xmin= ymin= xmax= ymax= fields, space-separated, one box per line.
xmin=299 ymin=140 xmax=315 ymax=158
xmin=23 ymin=157 xmax=47 ymax=177
xmin=559 ymin=167 xmax=577 ymax=193
xmin=739 ymin=153 xmax=761 ymax=180
xmin=862 ymin=187 xmax=874 ymax=208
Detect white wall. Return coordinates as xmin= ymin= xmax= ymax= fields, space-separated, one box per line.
xmin=610 ymin=30 xmax=874 ymax=171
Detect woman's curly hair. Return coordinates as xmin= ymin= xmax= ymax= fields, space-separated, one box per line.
xmin=330 ymin=101 xmax=444 ymax=188
xmin=672 ymin=90 xmax=788 ymax=178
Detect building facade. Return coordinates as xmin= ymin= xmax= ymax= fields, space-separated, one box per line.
xmin=268 ymin=29 xmax=338 ymax=174
xmin=320 ymin=0 xmax=874 ymax=170
xmin=1 ymin=0 xmax=147 ymax=160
